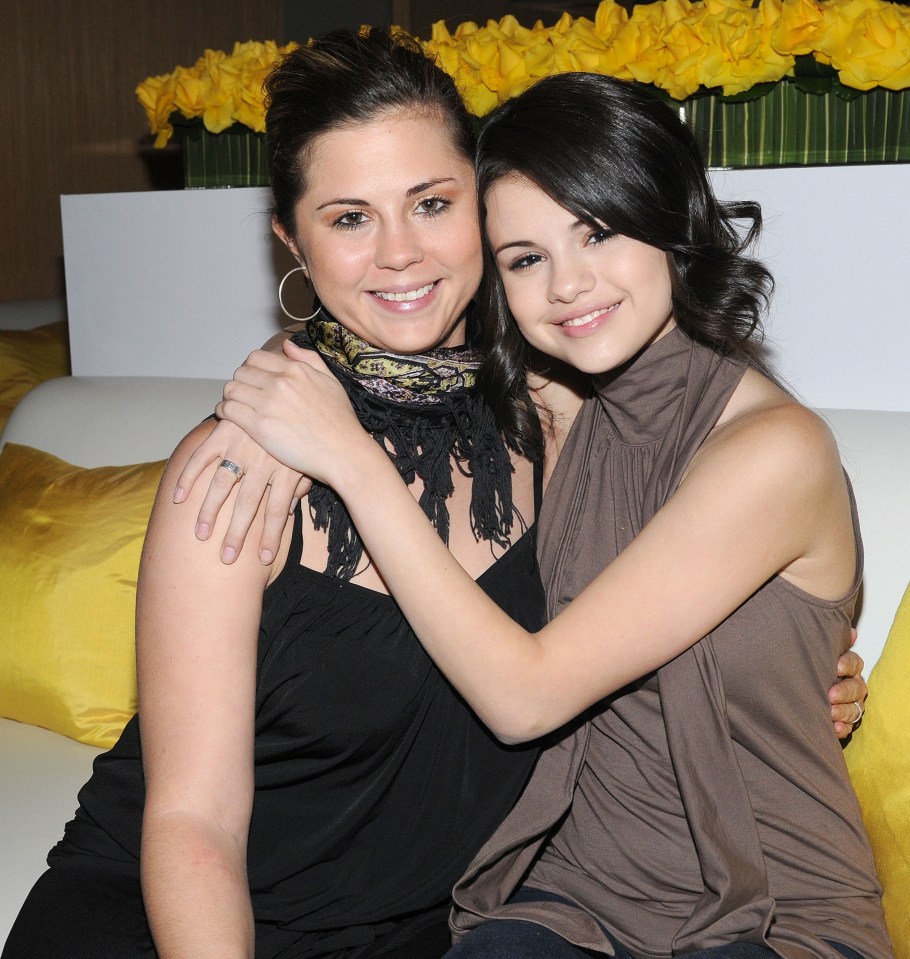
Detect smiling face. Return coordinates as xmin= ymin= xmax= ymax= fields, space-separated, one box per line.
xmin=485 ymin=176 xmax=676 ymax=376
xmin=275 ymin=110 xmax=483 ymax=353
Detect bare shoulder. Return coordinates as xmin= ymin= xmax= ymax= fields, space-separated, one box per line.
xmin=152 ymin=419 xmax=221 ymax=513
xmin=679 ymin=370 xmax=854 ymax=597
xmin=262 ymin=323 xmax=306 ymax=353
xmin=166 ymin=418 xmax=219 ymax=473
xmin=703 ymin=369 xmax=842 ymax=486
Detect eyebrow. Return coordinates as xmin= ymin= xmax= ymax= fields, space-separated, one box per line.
xmin=492 ymin=219 xmax=591 ymax=256
xmin=407 ymin=177 xmax=457 ymax=197
xmin=493 ymin=240 xmax=536 ymax=256
xmin=316 ymin=177 xmax=459 ymax=211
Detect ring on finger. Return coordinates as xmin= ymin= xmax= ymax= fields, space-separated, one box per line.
xmin=851 ymin=700 xmax=864 ymax=725
xmin=219 ymin=459 xmax=243 ymax=481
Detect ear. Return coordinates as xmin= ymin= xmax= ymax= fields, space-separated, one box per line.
xmin=272 ymin=216 xmax=302 ymax=262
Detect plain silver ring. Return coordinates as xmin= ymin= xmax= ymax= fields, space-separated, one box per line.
xmin=219 ymin=459 xmax=243 ymax=480
xmin=851 ymin=700 xmax=864 ymax=725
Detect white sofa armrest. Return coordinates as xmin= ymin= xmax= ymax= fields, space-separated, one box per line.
xmin=0 ymin=375 xmax=225 ymax=467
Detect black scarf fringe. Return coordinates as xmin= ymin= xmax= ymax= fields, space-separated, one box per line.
xmin=295 ymin=326 xmax=515 ymax=581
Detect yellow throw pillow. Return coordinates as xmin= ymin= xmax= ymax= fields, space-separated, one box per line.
xmin=846 ymin=583 xmax=910 ymax=959
xmin=0 ymin=322 xmax=71 ymax=433
xmin=0 ymin=443 xmax=165 ymax=748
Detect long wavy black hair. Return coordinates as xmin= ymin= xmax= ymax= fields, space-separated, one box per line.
xmin=475 ymin=72 xmax=775 ymax=460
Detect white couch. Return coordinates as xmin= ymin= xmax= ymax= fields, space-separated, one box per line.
xmin=1 ymin=376 xmax=909 ymax=948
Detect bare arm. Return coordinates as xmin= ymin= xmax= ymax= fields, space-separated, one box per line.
xmin=138 ymin=421 xmax=275 ymax=958
xmin=217 ymin=343 xmax=855 ymax=745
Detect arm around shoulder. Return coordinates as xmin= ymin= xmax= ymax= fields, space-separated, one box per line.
xmin=329 ymin=396 xmax=855 ymax=743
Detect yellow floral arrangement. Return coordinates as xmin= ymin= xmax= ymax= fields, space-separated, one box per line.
xmin=137 ymin=0 xmax=910 ymax=144
xmin=137 ymin=39 xmax=299 ymax=147
xmin=428 ymin=0 xmax=910 ymax=113
xmin=137 ymin=0 xmax=910 ymax=174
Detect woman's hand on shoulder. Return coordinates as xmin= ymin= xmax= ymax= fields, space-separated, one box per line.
xmin=216 ymin=339 xmax=379 ymax=487
xmin=173 ymin=413 xmax=309 ymax=566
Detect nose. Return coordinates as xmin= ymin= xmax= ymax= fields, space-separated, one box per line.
xmin=374 ymin=220 xmax=424 ymax=271
xmin=547 ymin=254 xmax=595 ymax=304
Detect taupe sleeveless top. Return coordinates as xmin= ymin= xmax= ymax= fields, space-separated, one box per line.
xmin=451 ymin=329 xmax=892 ymax=959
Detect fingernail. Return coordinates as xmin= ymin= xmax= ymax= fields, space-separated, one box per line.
xmin=222 ymin=546 xmax=236 ymax=563
xmin=196 ymin=523 xmax=210 ymax=540
xmin=289 ymin=497 xmax=299 ymax=514
xmin=260 ymin=549 xmax=274 ymax=564
xmin=173 ymin=486 xmax=186 ymax=503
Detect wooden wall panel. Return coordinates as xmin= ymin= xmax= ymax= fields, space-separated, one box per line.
xmin=0 ymin=0 xmax=615 ymax=302
xmin=0 ymin=0 xmax=283 ymax=302
xmin=400 ymin=0 xmax=600 ymax=37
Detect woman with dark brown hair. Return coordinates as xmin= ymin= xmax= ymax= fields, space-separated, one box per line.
xmin=2 ymin=30 xmax=546 ymax=959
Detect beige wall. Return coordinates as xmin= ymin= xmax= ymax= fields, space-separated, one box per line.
xmin=2 ymin=0 xmax=283 ymax=302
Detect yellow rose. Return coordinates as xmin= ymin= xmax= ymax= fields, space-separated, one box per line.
xmin=549 ymin=20 xmax=610 ymax=75
xmin=455 ymin=67 xmax=500 ymax=115
xmin=670 ymin=0 xmax=791 ymax=96
xmin=199 ymin=63 xmax=238 ymax=134
xmin=429 ymin=16 xmax=536 ymax=108
xmin=456 ymin=30 xmax=502 ymax=96
xmin=136 ymin=73 xmax=177 ymax=146
xmin=753 ymin=0 xmax=798 ymax=84
xmin=427 ymin=20 xmax=487 ymax=114
xmin=660 ymin=2 xmax=715 ymax=98
xmin=452 ymin=19 xmax=482 ymax=40
xmin=172 ymin=65 xmax=210 ymax=120
xmin=615 ymin=3 xmax=675 ymax=91
xmin=771 ymin=0 xmax=825 ymax=56
xmin=818 ymin=0 xmax=910 ymax=89
xmin=593 ymin=0 xmax=630 ymax=41
xmin=232 ymin=41 xmax=293 ymax=132
xmin=491 ymin=16 xmax=571 ymax=89
xmin=425 ymin=30 xmax=465 ymax=80
xmin=235 ymin=76 xmax=268 ymax=133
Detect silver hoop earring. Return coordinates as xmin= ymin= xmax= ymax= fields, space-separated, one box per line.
xmin=278 ymin=266 xmax=321 ymax=322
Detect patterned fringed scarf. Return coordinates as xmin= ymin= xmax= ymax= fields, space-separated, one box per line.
xmin=292 ymin=313 xmax=515 ymax=581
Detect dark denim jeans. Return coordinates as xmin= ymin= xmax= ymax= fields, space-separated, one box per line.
xmin=444 ymin=888 xmax=865 ymax=959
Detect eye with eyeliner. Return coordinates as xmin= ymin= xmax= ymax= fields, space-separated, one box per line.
xmin=507 ymin=252 xmax=545 ymax=273
xmin=415 ymin=195 xmax=452 ymax=217
xmin=587 ymin=227 xmax=618 ymax=246
xmin=332 ymin=209 xmax=368 ymax=230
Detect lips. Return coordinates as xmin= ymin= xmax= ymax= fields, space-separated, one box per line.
xmin=371 ymin=281 xmax=437 ymax=303
xmin=557 ymin=302 xmax=619 ymax=328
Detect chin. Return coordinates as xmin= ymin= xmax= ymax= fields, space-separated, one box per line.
xmin=392 ymin=324 xmax=466 ymax=354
